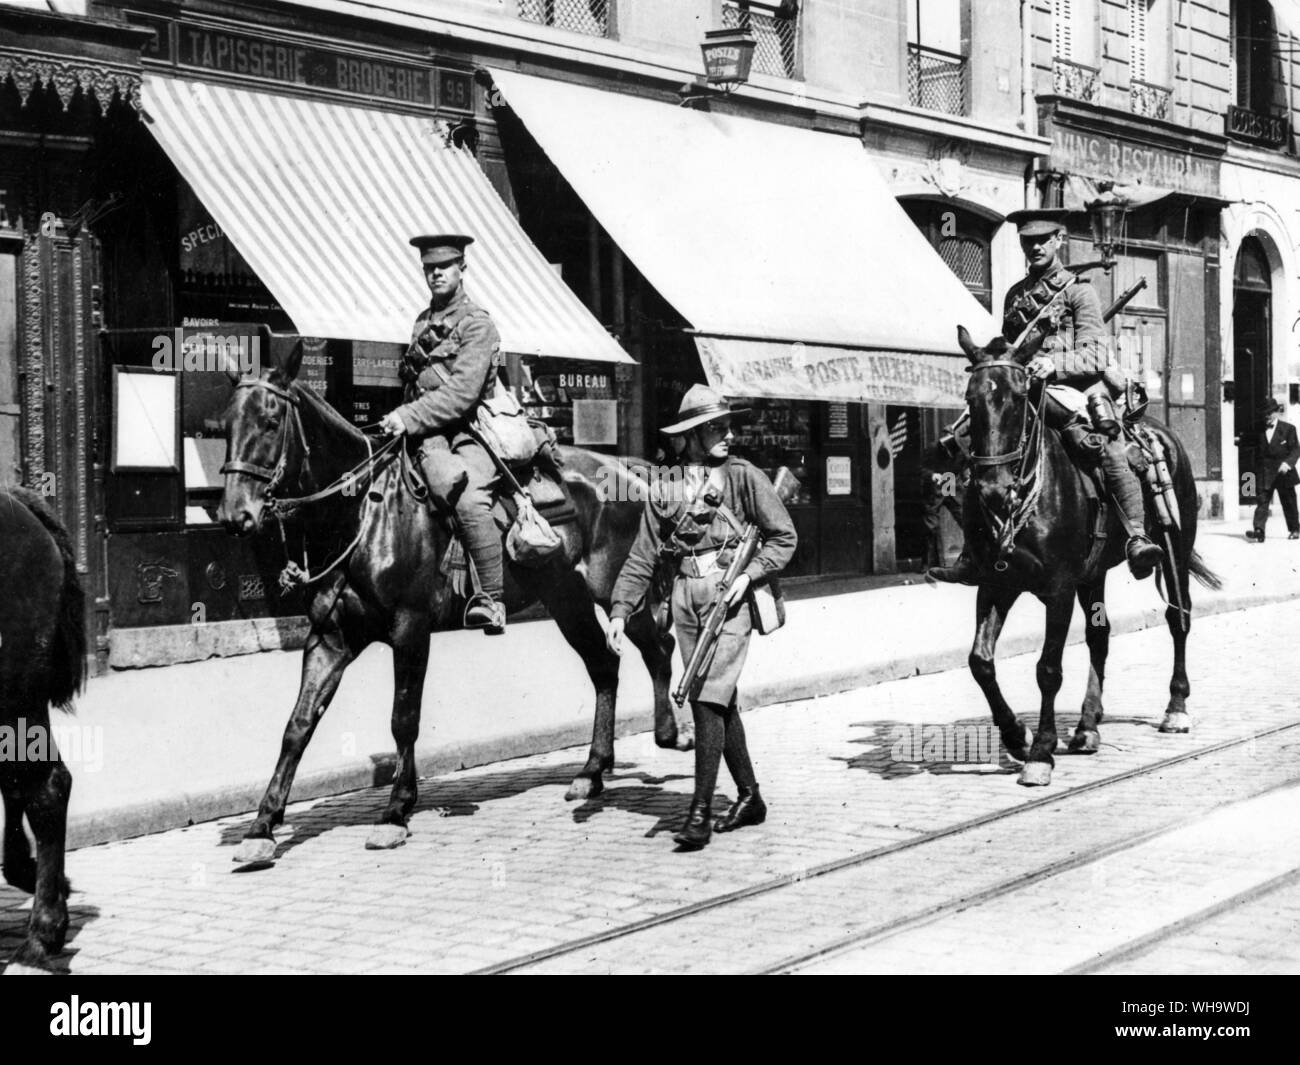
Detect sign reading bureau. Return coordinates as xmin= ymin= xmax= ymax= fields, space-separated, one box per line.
xmin=133 ymin=15 xmax=474 ymax=113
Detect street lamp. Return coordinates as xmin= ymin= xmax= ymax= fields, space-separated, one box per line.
xmin=1086 ymin=180 xmax=1128 ymax=270
xmin=679 ymin=26 xmax=756 ymax=108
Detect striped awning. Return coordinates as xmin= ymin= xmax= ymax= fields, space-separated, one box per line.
xmin=141 ymin=75 xmax=631 ymax=362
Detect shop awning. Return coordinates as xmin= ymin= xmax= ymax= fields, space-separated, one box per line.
xmin=489 ymin=69 xmax=997 ymax=407
xmin=141 ymin=75 xmax=631 ymax=362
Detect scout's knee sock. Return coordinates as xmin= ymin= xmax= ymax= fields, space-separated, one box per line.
xmin=721 ymin=701 xmax=757 ymax=792
xmin=690 ymin=701 xmax=726 ymax=804
xmin=458 ymin=504 xmax=504 ymax=601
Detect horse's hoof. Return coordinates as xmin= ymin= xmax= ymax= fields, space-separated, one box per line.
xmin=1159 ymin=712 xmax=1191 ymax=734
xmin=675 ymin=729 xmax=695 ymax=752
xmin=1018 ymin=762 xmax=1053 ymax=787
xmin=1068 ymin=730 xmax=1101 ymax=754
xmin=564 ymin=775 xmax=604 ymax=802
xmin=232 ymin=837 xmax=277 ymax=864
xmin=654 ymin=730 xmax=679 ymax=750
xmin=364 ymin=824 xmax=409 ymax=850
xmin=1003 ymin=724 xmax=1032 ymax=762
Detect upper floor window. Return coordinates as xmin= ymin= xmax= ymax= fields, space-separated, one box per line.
xmin=721 ymin=1 xmax=799 ymax=80
xmin=1232 ymin=0 xmax=1278 ymax=114
xmin=517 ymin=0 xmax=609 ymax=39
xmin=1053 ymin=0 xmax=1100 ymax=103
xmin=1129 ymin=0 xmax=1171 ymax=118
xmin=906 ymin=0 xmax=968 ymax=116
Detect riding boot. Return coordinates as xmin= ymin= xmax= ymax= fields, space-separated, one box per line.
xmin=1101 ymin=442 xmax=1163 ymax=580
xmin=458 ymin=507 xmax=506 ymax=634
xmin=714 ymin=784 xmax=767 ymax=833
xmin=673 ymin=799 xmax=713 ymax=849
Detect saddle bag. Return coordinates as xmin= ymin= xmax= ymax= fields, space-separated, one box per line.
xmin=748 ymin=577 xmax=786 ymax=636
xmin=506 ymin=492 xmax=564 ymax=567
xmin=473 ymin=378 xmax=540 ymax=467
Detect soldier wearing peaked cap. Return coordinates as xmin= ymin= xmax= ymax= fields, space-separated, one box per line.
xmin=379 ymin=233 xmax=508 ymax=634
xmin=929 ymin=207 xmax=1163 ymax=585
xmin=606 ymin=385 xmax=797 ymax=851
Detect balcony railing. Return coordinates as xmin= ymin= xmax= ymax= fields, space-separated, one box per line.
xmin=1226 ymin=104 xmax=1290 ymax=148
xmin=1052 ymin=57 xmax=1100 ymax=105
xmin=517 ymin=0 xmax=609 ymax=39
xmin=721 ymin=2 xmax=797 ymax=79
xmin=1130 ymin=79 xmax=1171 ymax=121
xmin=907 ymin=43 xmax=968 ymax=116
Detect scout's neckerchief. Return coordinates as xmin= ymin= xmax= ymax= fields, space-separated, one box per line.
xmin=670 ymin=464 xmax=747 ymax=554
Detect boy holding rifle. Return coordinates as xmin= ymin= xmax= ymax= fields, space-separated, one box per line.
xmin=606 ymin=386 xmax=797 ymax=851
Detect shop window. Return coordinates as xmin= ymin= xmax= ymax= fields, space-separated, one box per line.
xmin=906 ymin=0 xmax=968 ymax=116
xmin=722 ymin=1 xmax=799 ymax=79
xmin=517 ymin=0 xmax=609 ymax=38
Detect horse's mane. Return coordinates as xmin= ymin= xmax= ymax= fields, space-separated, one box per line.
xmin=289 ymin=378 xmax=369 ymax=444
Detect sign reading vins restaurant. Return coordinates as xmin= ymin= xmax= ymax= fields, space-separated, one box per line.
xmin=130 ymin=14 xmax=474 ymax=113
xmin=1049 ymin=127 xmax=1220 ymax=198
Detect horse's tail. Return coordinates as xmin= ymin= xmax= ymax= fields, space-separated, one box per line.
xmin=1187 ymin=548 xmax=1222 ymax=591
xmin=9 ymin=488 xmax=87 ymax=711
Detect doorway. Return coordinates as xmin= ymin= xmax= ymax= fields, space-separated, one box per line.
xmin=1233 ymin=237 xmax=1272 ymax=505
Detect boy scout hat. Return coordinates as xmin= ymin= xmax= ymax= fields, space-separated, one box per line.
xmin=1006 ymin=208 xmax=1072 ymax=236
xmin=410 ymin=233 xmax=474 ymax=265
xmin=661 ymin=384 xmax=748 ymax=435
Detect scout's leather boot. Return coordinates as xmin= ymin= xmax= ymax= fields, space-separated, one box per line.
xmin=714 ymin=784 xmax=767 ymax=833
xmin=464 ymin=593 xmax=506 ymax=635
xmin=673 ymin=800 xmax=713 ymax=850
xmin=927 ymin=551 xmax=979 ymax=586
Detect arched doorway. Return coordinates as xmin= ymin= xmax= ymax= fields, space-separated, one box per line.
xmin=1233 ymin=236 xmax=1272 ymax=505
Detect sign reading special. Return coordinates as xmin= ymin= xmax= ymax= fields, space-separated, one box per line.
xmin=695 ymin=337 xmax=967 ymax=409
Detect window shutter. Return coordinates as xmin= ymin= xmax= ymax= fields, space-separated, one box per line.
xmin=1130 ymin=0 xmax=1148 ymax=83
xmin=1054 ymin=0 xmax=1073 ymax=60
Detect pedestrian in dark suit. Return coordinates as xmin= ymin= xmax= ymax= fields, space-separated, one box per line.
xmin=919 ymin=441 xmax=969 ymax=570
xmin=1247 ymin=397 xmax=1300 ymax=541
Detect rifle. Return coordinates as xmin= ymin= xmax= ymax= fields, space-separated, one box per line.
xmin=1103 ymin=277 xmax=1147 ymax=323
xmin=672 ymin=467 xmax=798 ymax=708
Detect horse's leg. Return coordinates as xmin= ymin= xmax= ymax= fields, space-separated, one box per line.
xmin=2 ymin=788 xmax=36 ymax=894
xmin=8 ymin=756 xmax=72 ymax=969
xmin=1020 ymin=591 xmax=1074 ymax=786
xmin=1069 ymin=577 xmax=1109 ymax=754
xmin=367 ymin=610 xmax=430 ymax=850
xmin=969 ymin=585 xmax=1030 ymax=762
xmin=525 ymin=566 xmax=620 ymax=801
xmin=233 ymin=613 xmax=356 ymax=863
xmin=624 ymin=605 xmax=691 ymax=751
xmin=1159 ymin=538 xmax=1193 ymax=734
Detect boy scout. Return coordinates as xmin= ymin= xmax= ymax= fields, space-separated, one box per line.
xmin=930 ymin=208 xmax=1162 ymax=584
xmin=605 ymin=386 xmax=796 ymax=850
xmin=379 ymin=233 xmax=506 ymax=634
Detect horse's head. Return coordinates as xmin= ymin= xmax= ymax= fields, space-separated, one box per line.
xmin=957 ymin=325 xmax=1034 ymax=509
xmin=217 ymin=342 xmax=305 ymax=536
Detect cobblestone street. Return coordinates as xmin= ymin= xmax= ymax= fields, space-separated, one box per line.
xmin=5 ymin=599 xmax=1299 ymax=976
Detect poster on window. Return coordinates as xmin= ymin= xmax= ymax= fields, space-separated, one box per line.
xmin=573 ymin=399 xmax=618 ymax=446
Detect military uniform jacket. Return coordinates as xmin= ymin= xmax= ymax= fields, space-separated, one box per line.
xmin=1002 ymin=265 xmax=1108 ymax=388
xmin=609 ymin=456 xmax=797 ymax=622
xmin=1257 ymin=420 xmax=1300 ymax=491
xmin=393 ymin=291 xmax=501 ymax=438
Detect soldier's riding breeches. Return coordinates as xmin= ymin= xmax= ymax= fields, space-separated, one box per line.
xmin=452 ymin=438 xmax=503 ymax=600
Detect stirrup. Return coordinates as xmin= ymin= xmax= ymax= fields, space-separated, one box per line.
xmin=464 ymin=592 xmax=506 ymax=634
xmin=1125 ymin=535 xmax=1163 ymax=580
xmin=926 ymin=557 xmax=979 ymax=586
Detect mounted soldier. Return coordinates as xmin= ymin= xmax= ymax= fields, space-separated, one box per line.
xmin=930 ymin=207 xmax=1163 ymax=585
xmin=379 ymin=233 xmax=507 ymax=634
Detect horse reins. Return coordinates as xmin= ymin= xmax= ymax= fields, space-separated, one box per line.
xmin=966 ymin=359 xmax=1047 ymax=568
xmin=222 ymin=376 xmax=401 ymax=592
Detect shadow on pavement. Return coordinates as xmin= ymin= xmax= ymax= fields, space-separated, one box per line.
xmin=0 ymin=884 xmax=99 ymax=974
xmin=837 ymin=718 xmax=1023 ymax=779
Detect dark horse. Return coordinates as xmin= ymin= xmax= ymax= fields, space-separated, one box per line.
xmin=955 ymin=327 xmax=1219 ymax=786
xmin=0 ymin=487 xmax=85 ymax=969
xmin=219 ymin=345 xmax=679 ymax=861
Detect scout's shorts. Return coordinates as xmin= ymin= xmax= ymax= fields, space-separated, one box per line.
xmin=672 ymin=571 xmax=753 ymax=708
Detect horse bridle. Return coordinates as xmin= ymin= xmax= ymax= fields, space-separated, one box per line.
xmin=220 ymin=376 xmax=304 ymax=501
xmin=965 ymin=359 xmax=1041 ymax=469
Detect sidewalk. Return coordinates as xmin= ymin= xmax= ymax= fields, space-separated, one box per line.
xmin=63 ymin=518 xmax=1297 ymax=848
